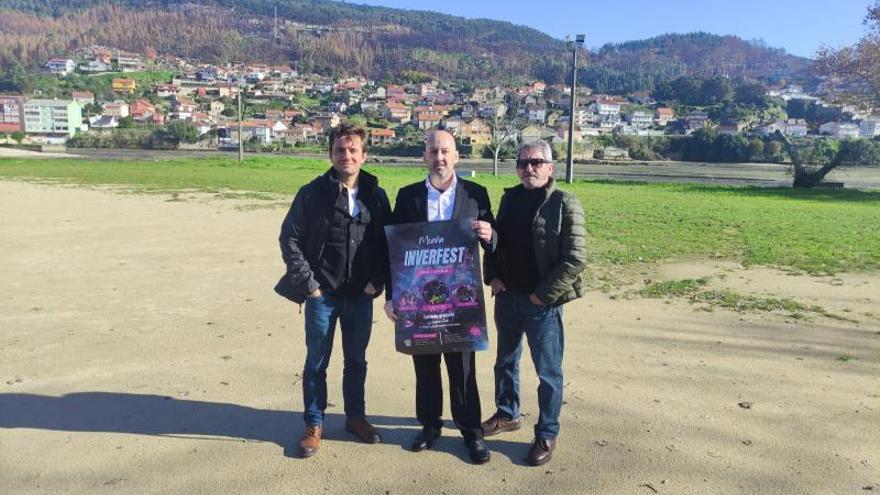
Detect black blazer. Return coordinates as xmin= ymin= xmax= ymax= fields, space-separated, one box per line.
xmin=387 ymin=177 xmax=497 ymax=298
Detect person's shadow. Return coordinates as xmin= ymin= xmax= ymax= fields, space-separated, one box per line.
xmin=0 ymin=392 xmax=413 ymax=457
xmin=0 ymin=392 xmax=532 ymax=464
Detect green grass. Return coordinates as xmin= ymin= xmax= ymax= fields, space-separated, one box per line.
xmin=1 ymin=155 xmax=878 ymax=274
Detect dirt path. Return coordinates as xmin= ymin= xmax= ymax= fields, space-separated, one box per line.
xmin=1 ymin=181 xmax=877 ymax=494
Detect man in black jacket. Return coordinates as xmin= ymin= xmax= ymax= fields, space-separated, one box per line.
xmin=383 ymin=129 xmax=495 ymax=464
xmin=275 ymin=123 xmax=391 ymax=458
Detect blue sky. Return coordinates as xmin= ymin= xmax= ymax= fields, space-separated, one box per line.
xmin=349 ymin=0 xmax=872 ymax=59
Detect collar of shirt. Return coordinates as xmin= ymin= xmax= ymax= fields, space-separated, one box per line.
xmin=424 ymin=174 xmax=457 ymax=222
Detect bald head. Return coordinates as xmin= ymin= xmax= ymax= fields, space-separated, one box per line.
xmin=424 ymin=129 xmax=459 ymax=189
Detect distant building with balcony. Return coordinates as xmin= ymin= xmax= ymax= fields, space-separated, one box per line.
xmin=46 ymin=59 xmax=75 ymax=76
xmin=115 ymin=55 xmax=145 ymax=72
xmin=626 ymin=111 xmax=653 ymax=129
xmin=591 ymin=99 xmax=621 ymax=116
xmin=819 ymin=121 xmax=860 ymax=138
xmin=78 ymin=60 xmax=112 ymax=73
xmin=23 ymin=99 xmax=83 ymax=138
xmin=103 ymin=101 xmax=130 ymax=118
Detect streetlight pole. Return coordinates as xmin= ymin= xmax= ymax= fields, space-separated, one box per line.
xmin=566 ymin=33 xmax=585 ymax=184
xmin=238 ymin=85 xmax=243 ymax=165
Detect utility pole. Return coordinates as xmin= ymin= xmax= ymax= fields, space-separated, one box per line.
xmin=566 ymin=34 xmax=585 ymax=184
xmin=238 ymin=86 xmax=243 ymax=165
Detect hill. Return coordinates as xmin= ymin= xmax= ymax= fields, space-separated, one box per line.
xmin=0 ymin=0 xmax=813 ymax=90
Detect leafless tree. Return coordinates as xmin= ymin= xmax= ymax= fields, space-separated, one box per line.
xmin=485 ymin=115 xmax=519 ymax=176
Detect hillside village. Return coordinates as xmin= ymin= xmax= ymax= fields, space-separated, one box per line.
xmin=2 ymin=46 xmax=879 ymax=162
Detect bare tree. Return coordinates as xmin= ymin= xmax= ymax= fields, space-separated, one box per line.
xmin=485 ymin=115 xmax=518 ymax=176
xmin=790 ymin=2 xmax=880 ymax=187
xmin=815 ymin=2 xmax=880 ymax=104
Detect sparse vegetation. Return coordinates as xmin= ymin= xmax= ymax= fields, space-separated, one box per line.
xmin=639 ymin=277 xmax=857 ymax=320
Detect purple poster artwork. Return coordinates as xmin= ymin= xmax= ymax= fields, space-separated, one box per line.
xmin=384 ymin=218 xmax=489 ymax=355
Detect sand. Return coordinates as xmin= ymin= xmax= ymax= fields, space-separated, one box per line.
xmin=1 ymin=180 xmax=877 ymax=494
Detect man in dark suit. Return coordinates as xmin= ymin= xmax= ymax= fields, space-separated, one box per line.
xmin=383 ymin=129 xmax=495 ymax=464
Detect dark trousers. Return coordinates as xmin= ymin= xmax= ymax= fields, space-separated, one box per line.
xmin=413 ymin=351 xmax=483 ymax=441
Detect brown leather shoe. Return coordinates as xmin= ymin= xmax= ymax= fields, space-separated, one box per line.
xmin=298 ymin=425 xmax=322 ymax=458
xmin=345 ymin=417 xmax=382 ymax=444
xmin=527 ymin=436 xmax=556 ymax=466
xmin=481 ymin=412 xmax=522 ymax=436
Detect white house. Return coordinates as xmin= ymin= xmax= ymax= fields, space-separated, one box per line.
xmin=88 ymin=115 xmax=119 ymax=130
xmin=819 ymin=122 xmax=860 ymax=138
xmin=626 ymin=111 xmax=653 ymax=128
xmin=592 ymin=99 xmax=621 ymax=116
xmin=784 ymin=119 xmax=808 ymax=138
xmin=860 ymin=118 xmax=880 ymax=138
xmin=46 ymin=59 xmax=75 ymax=76
xmin=78 ymin=60 xmax=112 ymax=73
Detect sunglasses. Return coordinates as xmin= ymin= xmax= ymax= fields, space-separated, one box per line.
xmin=515 ymin=158 xmax=550 ymax=169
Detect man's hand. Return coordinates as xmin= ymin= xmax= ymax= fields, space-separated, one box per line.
xmin=383 ymin=301 xmax=397 ymax=322
xmin=364 ymin=282 xmax=377 ymax=296
xmin=529 ymin=293 xmax=545 ymax=306
xmin=471 ymin=220 xmax=492 ymax=243
xmin=308 ymin=288 xmax=322 ymax=298
xmin=490 ymin=278 xmax=506 ymax=296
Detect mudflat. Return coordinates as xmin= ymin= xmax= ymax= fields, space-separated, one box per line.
xmin=1 ymin=181 xmax=877 ymax=494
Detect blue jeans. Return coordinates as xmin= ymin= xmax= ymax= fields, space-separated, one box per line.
xmin=493 ymin=292 xmax=565 ymax=439
xmin=302 ymin=293 xmax=373 ymax=427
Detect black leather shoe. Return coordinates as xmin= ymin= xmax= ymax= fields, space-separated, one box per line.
xmin=410 ymin=426 xmax=441 ymax=452
xmin=465 ymin=438 xmax=491 ymax=464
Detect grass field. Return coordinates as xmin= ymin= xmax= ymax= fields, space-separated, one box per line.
xmin=1 ymin=155 xmax=878 ymax=274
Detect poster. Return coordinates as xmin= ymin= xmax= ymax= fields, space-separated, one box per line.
xmin=384 ymin=218 xmax=489 ymax=355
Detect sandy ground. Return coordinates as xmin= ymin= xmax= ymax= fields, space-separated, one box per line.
xmin=0 ymin=180 xmax=878 ymax=495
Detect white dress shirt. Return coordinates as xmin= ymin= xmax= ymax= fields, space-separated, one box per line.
xmin=347 ymin=186 xmax=360 ymax=217
xmin=425 ymin=174 xmax=457 ymax=222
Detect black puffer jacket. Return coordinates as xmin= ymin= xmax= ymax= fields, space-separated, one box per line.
xmin=274 ymin=168 xmax=390 ymax=303
xmin=484 ymin=178 xmax=587 ymax=306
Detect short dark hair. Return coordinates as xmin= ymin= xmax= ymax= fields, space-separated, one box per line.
xmin=328 ymin=123 xmax=368 ymax=154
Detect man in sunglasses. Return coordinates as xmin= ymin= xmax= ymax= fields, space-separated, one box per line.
xmin=481 ymin=139 xmax=587 ymax=466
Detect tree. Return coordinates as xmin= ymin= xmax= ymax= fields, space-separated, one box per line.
xmin=484 ymin=115 xmax=519 ymax=176
xmin=0 ymin=132 xmax=6 ymax=144
xmin=837 ymin=138 xmax=880 ymax=165
xmin=345 ymin=114 xmax=367 ymax=128
xmin=734 ymin=80 xmax=769 ymax=108
xmin=11 ymin=131 xmax=26 ymax=144
xmin=699 ymin=77 xmax=733 ymax=105
xmin=670 ymin=77 xmax=702 ymax=105
xmin=778 ymin=133 xmax=840 ymax=187
xmin=161 ymin=120 xmax=199 ymax=146
xmin=786 ymin=2 xmax=880 ymax=186
xmin=815 ymin=2 xmax=880 ymax=104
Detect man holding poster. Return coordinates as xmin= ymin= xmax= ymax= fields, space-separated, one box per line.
xmin=383 ymin=129 xmax=495 ymax=464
